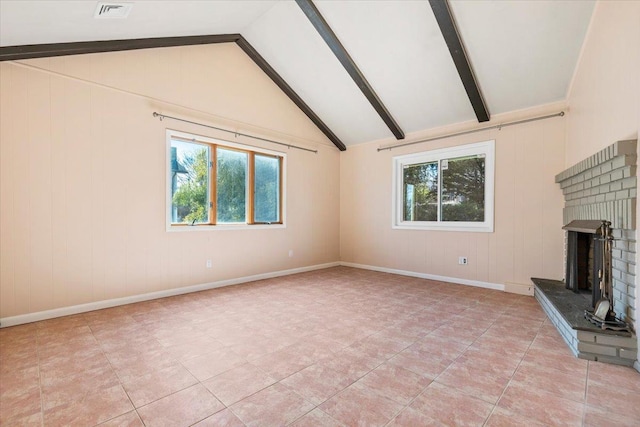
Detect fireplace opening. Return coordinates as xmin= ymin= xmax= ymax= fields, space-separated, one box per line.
xmin=564 ymin=220 xmax=631 ymax=332
xmin=564 ymin=220 xmax=606 ymax=309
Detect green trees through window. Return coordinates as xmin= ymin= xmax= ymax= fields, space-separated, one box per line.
xmin=216 ymin=148 xmax=247 ymax=223
xmin=170 ymin=136 xmax=283 ymax=227
xmin=254 ymin=155 xmax=280 ymax=223
xmin=171 ymin=142 xmax=210 ymax=224
xmin=403 ymin=162 xmax=438 ymax=221
xmin=403 ymin=155 xmax=485 ymax=223
xmin=441 ymin=156 xmax=485 ymax=222
xmin=394 ymin=140 xmax=494 ymax=232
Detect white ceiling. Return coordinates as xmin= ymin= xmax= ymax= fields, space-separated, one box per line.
xmin=0 ymin=0 xmax=595 ymax=147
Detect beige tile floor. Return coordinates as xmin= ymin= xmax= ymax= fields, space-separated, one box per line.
xmin=1 ymin=266 xmax=639 ymax=426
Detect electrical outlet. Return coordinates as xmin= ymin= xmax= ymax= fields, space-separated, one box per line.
xmin=206 ymin=259 xmax=212 ymax=268
xmin=288 ymin=250 xmax=294 ymax=258
xmin=458 ymin=257 xmax=468 ymax=265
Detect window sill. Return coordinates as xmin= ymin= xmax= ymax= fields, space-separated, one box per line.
xmin=167 ymin=223 xmax=286 ymax=232
xmin=392 ymin=223 xmax=493 ymax=233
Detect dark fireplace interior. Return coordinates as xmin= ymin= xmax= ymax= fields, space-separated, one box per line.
xmin=563 ymin=219 xmax=629 ymax=330
xmin=564 ymin=220 xmax=606 ymax=309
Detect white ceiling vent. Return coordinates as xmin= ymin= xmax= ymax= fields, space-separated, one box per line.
xmin=94 ymin=2 xmax=133 ymax=19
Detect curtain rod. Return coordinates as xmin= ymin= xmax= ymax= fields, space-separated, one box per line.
xmin=152 ymin=112 xmax=318 ymax=154
xmin=377 ymin=111 xmax=565 ymax=152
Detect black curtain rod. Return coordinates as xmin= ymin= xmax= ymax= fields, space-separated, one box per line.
xmin=153 ymin=112 xmax=318 ymax=154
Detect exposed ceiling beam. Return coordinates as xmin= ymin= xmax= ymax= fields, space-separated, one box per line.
xmin=0 ymin=35 xmax=347 ymax=151
xmin=429 ymin=0 xmax=490 ymax=122
xmin=295 ymin=0 xmax=405 ymax=140
xmin=236 ymin=37 xmax=346 ymax=151
xmin=0 ymin=34 xmax=241 ymax=61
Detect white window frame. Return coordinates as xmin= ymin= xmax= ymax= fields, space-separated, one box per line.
xmin=166 ymin=129 xmax=287 ymax=232
xmin=392 ymin=140 xmax=495 ymax=232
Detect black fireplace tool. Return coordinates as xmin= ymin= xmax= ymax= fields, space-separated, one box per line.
xmin=583 ymin=221 xmax=631 ymax=333
xmin=584 ymin=309 xmax=631 ymax=332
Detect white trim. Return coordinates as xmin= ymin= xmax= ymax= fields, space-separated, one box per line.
xmin=504 ymin=282 xmax=535 ymax=296
xmin=0 ymin=262 xmax=339 ymax=328
xmin=166 ymin=224 xmax=286 ymax=232
xmin=340 ymin=262 xmax=505 ymax=291
xmin=392 ymin=140 xmax=495 ymax=232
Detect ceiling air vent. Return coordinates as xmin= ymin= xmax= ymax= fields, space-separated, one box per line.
xmin=94 ymin=2 xmax=133 ymax=19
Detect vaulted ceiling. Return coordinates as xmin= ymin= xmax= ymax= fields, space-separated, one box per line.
xmin=0 ymin=0 xmax=595 ymax=149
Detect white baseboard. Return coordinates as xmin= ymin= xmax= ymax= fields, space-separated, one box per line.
xmin=504 ymin=282 xmax=535 ymax=296
xmin=0 ymin=262 xmax=340 ymax=328
xmin=339 ymin=262 xmax=505 ymax=291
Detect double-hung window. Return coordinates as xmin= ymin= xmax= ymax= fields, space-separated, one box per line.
xmin=167 ymin=130 xmax=284 ymax=229
xmin=392 ymin=140 xmax=494 ymax=232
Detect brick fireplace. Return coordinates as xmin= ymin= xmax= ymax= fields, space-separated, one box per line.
xmin=533 ymin=140 xmax=638 ymax=366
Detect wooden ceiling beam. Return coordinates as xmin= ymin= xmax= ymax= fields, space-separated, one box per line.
xmin=236 ymin=37 xmax=346 ymax=151
xmin=296 ymin=0 xmax=405 ymax=140
xmin=0 ymin=34 xmax=241 ymax=61
xmin=0 ymin=34 xmax=347 ymax=151
xmin=429 ymin=0 xmax=490 ymax=122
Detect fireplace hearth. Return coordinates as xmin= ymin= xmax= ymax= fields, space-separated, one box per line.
xmin=532 ymin=277 xmax=636 ymax=366
xmin=532 ymin=139 xmax=638 ymax=367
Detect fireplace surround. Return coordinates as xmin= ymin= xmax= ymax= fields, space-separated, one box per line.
xmin=533 ymin=140 xmax=638 ymax=366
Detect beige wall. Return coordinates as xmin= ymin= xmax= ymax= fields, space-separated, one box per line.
xmin=340 ymin=103 xmax=566 ymax=287
xmin=0 ymin=44 xmax=341 ymax=319
xmin=565 ymin=0 xmax=640 ymax=165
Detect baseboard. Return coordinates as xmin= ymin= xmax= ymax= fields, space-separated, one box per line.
xmin=340 ymin=262 xmax=505 ymax=291
xmin=0 ymin=261 xmax=340 ymax=328
xmin=504 ymin=282 xmax=535 ymax=296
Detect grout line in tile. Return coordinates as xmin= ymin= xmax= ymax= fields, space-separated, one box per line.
xmin=582 ymin=361 xmax=591 ymax=427
xmin=4 ymin=268 xmax=605 ymax=427
xmin=36 ymin=333 xmax=44 ymax=427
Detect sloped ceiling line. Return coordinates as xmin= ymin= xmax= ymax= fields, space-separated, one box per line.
xmin=0 ymin=34 xmax=241 ymax=61
xmin=235 ymin=36 xmax=346 ymax=151
xmin=429 ymin=0 xmax=490 ymax=123
xmin=295 ymin=0 xmax=405 ymax=140
xmin=0 ymin=34 xmax=348 ymax=151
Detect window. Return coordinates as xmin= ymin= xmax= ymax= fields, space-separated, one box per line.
xmin=254 ymin=154 xmax=281 ymax=223
xmin=393 ymin=140 xmax=494 ymax=232
xmin=167 ymin=130 xmax=284 ymax=229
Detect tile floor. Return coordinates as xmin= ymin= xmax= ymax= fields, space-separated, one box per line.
xmin=1 ymin=266 xmax=639 ymax=426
